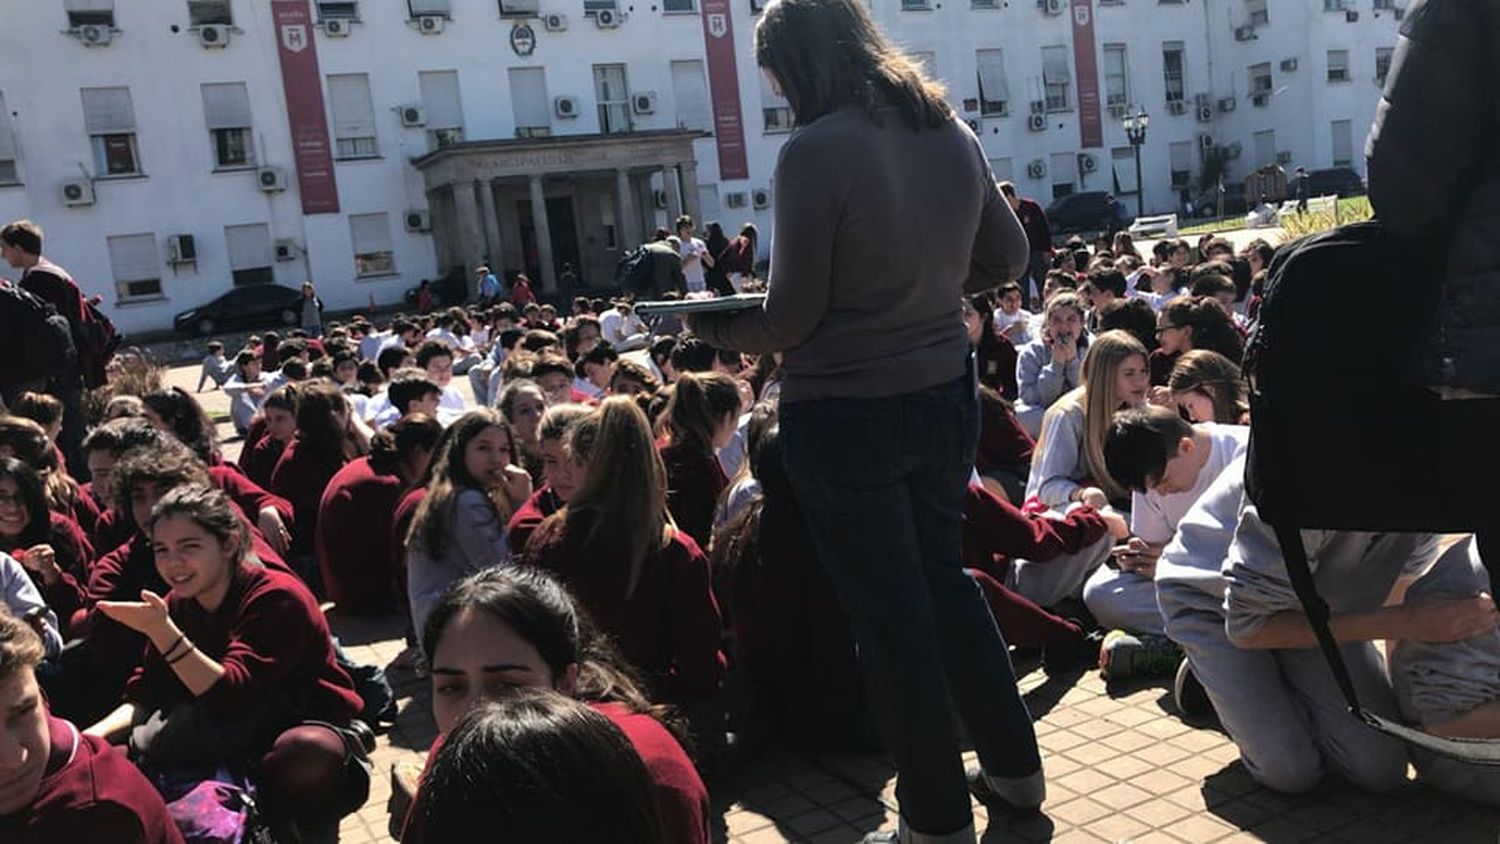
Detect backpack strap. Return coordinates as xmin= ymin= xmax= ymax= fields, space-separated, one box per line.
xmin=1271 ymin=521 xmax=1500 ymax=765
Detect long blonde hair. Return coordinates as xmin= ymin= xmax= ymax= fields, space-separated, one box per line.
xmin=563 ymin=397 xmax=671 ymax=597
xmin=1035 ymin=330 xmax=1148 ymax=504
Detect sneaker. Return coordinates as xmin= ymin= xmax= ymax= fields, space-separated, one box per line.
xmin=1042 ymin=626 xmax=1105 ymax=675
xmin=1173 ymin=658 xmax=1214 ymax=718
xmin=1099 ymin=630 xmax=1182 ymax=681
xmin=967 ymin=765 xmax=1046 ymax=813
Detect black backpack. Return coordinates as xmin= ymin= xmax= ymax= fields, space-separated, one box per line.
xmin=1244 ymin=220 xmax=1500 ymax=764
xmin=614 ymin=246 xmax=655 ymax=295
xmin=0 ymin=281 xmax=77 ymax=387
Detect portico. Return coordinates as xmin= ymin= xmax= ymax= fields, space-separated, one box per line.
xmin=411 ymin=130 xmax=705 ymax=295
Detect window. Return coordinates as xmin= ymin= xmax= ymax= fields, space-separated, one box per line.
xmin=1103 ymin=44 xmax=1129 ymax=108
xmin=975 ymin=49 xmax=1010 ymax=117
xmin=187 ymin=0 xmax=232 ymax=26
xmin=972 ymin=0 xmax=998 ymax=8
xmin=1169 ymin=141 xmax=1193 ymax=188
xmin=1331 ymin=119 xmax=1353 ymax=166
xmin=901 ymin=0 xmax=931 ymax=9
xmin=1323 ymin=0 xmax=1349 ymax=10
xmin=1253 ymin=129 xmax=1276 ymax=167
xmin=0 ymin=92 xmax=18 ymax=185
xmin=407 ymin=0 xmax=450 ymax=16
xmin=1327 ymin=50 xmax=1350 ymax=83
xmin=1042 ymin=46 xmax=1071 ymax=113
xmin=1249 ymin=62 xmax=1273 ymax=97
xmin=66 ymin=0 xmax=115 ymax=28
xmin=592 ymin=64 xmax=632 ymax=134
xmin=1245 ymin=0 xmax=1268 ymax=26
xmin=81 ymin=87 xmax=140 ymax=177
xmin=509 ymin=68 xmax=551 ymax=137
xmin=108 ymin=234 xmax=161 ymax=301
xmin=1162 ymin=41 xmax=1185 ymax=103
xmin=1111 ymin=147 xmax=1138 ymax=195
xmin=225 ymin=223 xmax=273 ymax=286
xmin=1050 ymin=151 xmax=1078 ymax=199
xmin=419 ymin=70 xmax=464 ymax=150
xmin=317 ymin=1 xmax=358 ymax=20
xmin=327 ymin=74 xmax=377 ymax=158
xmin=670 ymin=60 xmax=711 ymax=132
xmin=1375 ymin=47 xmax=1394 ymax=86
xmin=350 ymin=213 xmax=395 ymax=276
xmin=583 ymin=0 xmax=617 ymax=12
xmin=988 ymin=157 xmax=1013 ymax=183
xmin=759 ymin=70 xmax=792 ymax=133
xmin=201 ymin=83 xmax=254 ymax=169
xmin=662 ymin=0 xmax=695 ymax=11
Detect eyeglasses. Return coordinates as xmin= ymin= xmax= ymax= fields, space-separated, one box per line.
xmin=1154 ymin=324 xmax=1185 ymax=335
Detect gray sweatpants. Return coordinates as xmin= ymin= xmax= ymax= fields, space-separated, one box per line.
xmin=1083 ymin=566 xmax=1166 ymax=635
xmin=1006 ymin=529 xmax=1112 ymax=609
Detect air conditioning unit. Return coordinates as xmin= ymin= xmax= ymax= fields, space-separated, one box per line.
xmin=1234 ymin=25 xmax=1255 ymax=41
xmin=1346 ymin=9 xmax=1359 ymax=22
xmin=595 ymin=8 xmax=622 ymax=27
xmin=76 ymin=24 xmax=112 ymax=46
xmin=1223 ymin=141 xmax=1243 ymax=160
xmin=1167 ymin=100 xmax=1187 ymax=116
xmin=1029 ymin=100 xmax=1045 ymax=115
xmin=632 ymin=92 xmax=657 ymax=115
xmin=1196 ymin=105 xmax=1214 ymax=123
xmin=1078 ymin=153 xmax=1097 ymax=174
xmin=405 ymin=209 xmax=431 ymax=232
xmin=724 ymin=191 xmax=748 ymax=209
xmin=653 ymin=189 xmax=668 ymax=209
xmin=1026 ymin=159 xmax=1047 ymax=179
xmin=400 ymin=104 xmax=426 ymax=127
xmin=199 ymin=24 xmax=231 ymax=47
xmin=553 ymin=96 xmax=580 ymax=118
xmin=1252 ymin=92 xmax=1269 ymax=107
xmin=166 ymin=234 xmax=197 ymax=263
xmin=544 ymin=13 xmax=568 ymax=31
xmin=62 ymin=179 xmax=95 ymax=206
xmin=1280 ymin=58 xmax=1298 ymax=73
xmin=416 ymin=14 xmax=445 ymax=34
xmin=274 ymin=239 xmax=299 ymax=261
xmin=1026 ymin=113 xmax=1047 ymax=132
xmin=1218 ymin=96 xmax=1237 ymax=113
xmin=1107 ymin=104 xmax=1127 ymax=119
xmin=324 ymin=18 xmax=351 ymax=36
xmin=1276 ymin=150 xmax=1293 ymax=165
xmin=1195 ymin=92 xmax=1212 ymax=108
xmin=1199 ymin=134 xmax=1215 ymax=150
xmin=752 ymin=187 xmax=771 ymax=209
xmin=257 ymin=166 xmax=287 ymax=192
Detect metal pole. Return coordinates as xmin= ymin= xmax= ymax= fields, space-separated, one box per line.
xmin=1133 ymin=141 xmax=1145 ymax=218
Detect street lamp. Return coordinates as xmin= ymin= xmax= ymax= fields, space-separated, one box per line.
xmin=1123 ymin=107 xmax=1149 ymax=218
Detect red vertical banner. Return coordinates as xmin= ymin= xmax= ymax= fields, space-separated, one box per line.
xmin=1071 ymin=0 xmax=1103 ymax=149
xmin=271 ymin=0 xmax=339 ymax=214
xmin=700 ymin=0 xmax=750 ymax=180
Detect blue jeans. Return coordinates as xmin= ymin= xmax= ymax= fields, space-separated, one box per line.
xmin=780 ymin=368 xmax=1041 ymax=837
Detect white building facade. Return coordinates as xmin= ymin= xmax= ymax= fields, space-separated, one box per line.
xmin=0 ymin=0 xmax=1404 ymax=334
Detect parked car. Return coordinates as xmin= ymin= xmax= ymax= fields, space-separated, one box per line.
xmin=173 ymin=284 xmax=305 ymax=336
xmin=1305 ymin=166 xmax=1366 ymax=198
xmin=1191 ymin=183 xmax=1248 ymax=219
xmin=1046 ymin=191 xmax=1134 ymax=241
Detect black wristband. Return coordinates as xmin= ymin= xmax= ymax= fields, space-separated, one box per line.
xmin=160 ymin=633 xmax=187 ymax=661
xmin=167 ymin=643 xmax=197 ymax=665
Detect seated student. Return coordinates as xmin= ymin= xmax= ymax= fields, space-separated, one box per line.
xmin=1087 ymin=406 xmax=1248 ymax=675
xmin=142 ymin=388 xmax=225 ymax=466
xmin=531 ymin=353 xmax=591 ymax=406
xmin=1167 ymin=349 xmax=1250 ymax=425
xmin=1082 ymin=266 xmax=1130 ymax=332
xmin=610 ymin=358 xmax=663 ymax=399
xmin=406 ymin=410 xmax=531 ymax=636
xmin=600 ymin=299 xmax=650 ymax=352
xmin=974 ymin=386 xmax=1034 ymax=506
xmin=414 ymin=340 xmax=468 ymax=421
xmin=0 ymin=417 xmax=94 ymax=538
xmin=222 ymin=351 xmax=272 ymax=438
xmin=562 ymin=314 xmax=603 ymax=361
xmin=1039 ymin=268 xmax=1079 ymax=305
xmin=658 ymin=371 xmax=740 ymax=550
xmin=1095 ymin=297 xmax=1158 ymax=353
xmin=497 ymin=378 xmax=548 ymax=482
xmin=316 ymin=415 xmax=442 ymax=616
xmin=1014 ymin=292 xmax=1089 ymax=439
xmin=509 ymin=404 xmax=592 ymax=553
xmin=425 ymin=312 xmax=481 ymax=374
xmin=9 ymin=393 xmax=65 ymax=454
xmin=239 ymin=384 xmax=299 ymax=489
xmin=196 ymin=340 xmax=233 ymax=392
xmin=965 ymin=293 xmax=1019 ymax=400
xmin=0 ymin=607 xmax=183 ymax=843
xmin=271 ymin=383 xmax=370 ymax=581
xmin=1388 ymin=538 xmax=1500 ymax=805
xmin=520 ymin=398 xmax=724 ymax=706
xmin=2 ymin=548 xmax=64 ymax=660
xmin=0 ymin=459 xmax=90 ymax=642
xmin=370 ymin=368 xmax=442 ymax=430
xmin=408 ymin=567 xmax=708 ymax=843
xmin=573 ymin=343 xmax=618 ymax=401
xmin=1149 ymin=295 xmax=1244 ymax=386
xmin=87 ymin=484 xmax=369 ymax=840
xmin=992 ymin=281 xmax=1034 ymax=347
xmin=1154 ymin=455 xmax=1441 ymax=793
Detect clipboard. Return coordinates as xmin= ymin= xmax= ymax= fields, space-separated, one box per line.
xmin=633 ymin=294 xmax=766 ymax=318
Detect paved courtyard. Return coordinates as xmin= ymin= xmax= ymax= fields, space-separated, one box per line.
xmin=157 ymin=359 xmax=1500 ymax=844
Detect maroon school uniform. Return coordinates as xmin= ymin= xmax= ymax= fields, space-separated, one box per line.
xmin=1149 ymin=348 xmax=1179 ymax=387
xmin=658 ymin=442 xmax=728 ymax=551
xmin=82 ymin=536 xmax=169 ymax=694
xmin=125 ymin=562 xmax=361 ymax=736
xmin=505 ymin=486 xmax=562 ymax=555
xmin=0 ymin=714 xmax=184 ymax=844
xmin=315 ymin=456 xmax=405 ymax=614
xmin=270 ymin=436 xmax=348 ymax=557
xmin=1 ymin=512 xmax=92 ymax=633
xmin=239 ymin=434 xmax=287 ymax=490
xmin=977 ymin=332 xmax=1020 ymax=400
xmin=976 ymin=400 xmax=1035 ymax=476
xmin=390 ymin=487 xmax=425 ymax=615
xmin=961 ymin=483 xmax=1108 ymax=579
xmin=592 ymin=703 xmax=710 ymax=844
xmin=68 ymin=489 xmax=102 ymax=541
xmin=523 ymin=514 xmax=724 ymax=703
xmin=209 ymin=464 xmax=294 ymax=530
xmin=243 ymin=415 xmax=270 ymax=456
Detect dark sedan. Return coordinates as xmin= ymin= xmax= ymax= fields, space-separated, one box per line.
xmin=1046 ymin=191 xmax=1134 ymax=241
xmin=174 ymin=284 xmax=305 ymax=336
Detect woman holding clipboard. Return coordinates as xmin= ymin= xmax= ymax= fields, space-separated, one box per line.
xmin=687 ymin=2 xmax=1037 ymax=841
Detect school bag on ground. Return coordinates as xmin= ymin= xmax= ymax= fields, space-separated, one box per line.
xmin=1243 ymin=219 xmax=1500 ymax=764
xmin=0 ymin=280 xmax=77 ymax=387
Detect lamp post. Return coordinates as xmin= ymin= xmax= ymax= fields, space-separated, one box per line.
xmin=1123 ymin=107 xmax=1149 ymax=218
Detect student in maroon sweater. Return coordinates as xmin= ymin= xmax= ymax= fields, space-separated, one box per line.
xmin=975 ymin=386 xmax=1035 ymax=506
xmin=0 ymin=417 xmax=92 ymax=543
xmin=270 ymin=382 xmax=370 ymax=578
xmin=239 ymin=383 xmax=299 ymax=490
xmin=658 ymin=371 xmax=741 ymax=550
xmin=522 ymin=398 xmax=724 ymax=705
xmin=0 ymin=608 xmax=183 ymax=843
xmin=410 ymin=567 xmax=708 ymax=844
xmin=88 ymin=484 xmax=368 ymax=838
xmin=316 ymin=415 xmax=441 ymax=615
xmin=507 ymin=403 xmax=592 ymax=552
xmin=965 ymin=293 xmax=1020 ymax=400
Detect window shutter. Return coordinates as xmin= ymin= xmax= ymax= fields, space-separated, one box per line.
xmin=349 ymin=213 xmax=391 ymax=255
xmin=81 ymin=87 xmax=135 ymax=134
xmin=202 ymin=83 xmax=253 ymax=130
xmin=670 ymin=61 xmax=711 ymax=132
xmin=225 ymin=224 xmax=272 ymax=270
xmin=1042 ymin=47 xmax=1072 ymax=84
xmin=976 ymin=50 xmax=1009 ymax=104
xmin=508 ymin=68 xmax=551 ymax=129
xmin=419 ymin=70 xmax=463 ymax=130
xmin=327 ymin=74 xmax=376 ymax=139
xmin=107 ymin=233 xmax=158 ymax=282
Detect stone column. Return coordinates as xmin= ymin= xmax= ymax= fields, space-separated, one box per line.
xmin=478 ymin=179 xmax=504 ymax=270
xmin=661 ymin=165 xmax=682 ymax=222
xmin=678 ymin=162 xmax=702 ymax=223
xmin=528 ymin=175 xmax=558 ymax=294
xmin=451 ymin=181 xmax=486 ymax=286
xmin=615 ymin=168 xmax=639 ymax=249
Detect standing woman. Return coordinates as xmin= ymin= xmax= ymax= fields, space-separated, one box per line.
xmin=300 ymin=280 xmax=324 ymax=337
xmin=687 ymin=3 xmax=1039 ymax=837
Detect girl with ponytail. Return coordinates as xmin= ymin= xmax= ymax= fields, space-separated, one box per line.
xmin=658 ymin=371 xmax=742 ymax=548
